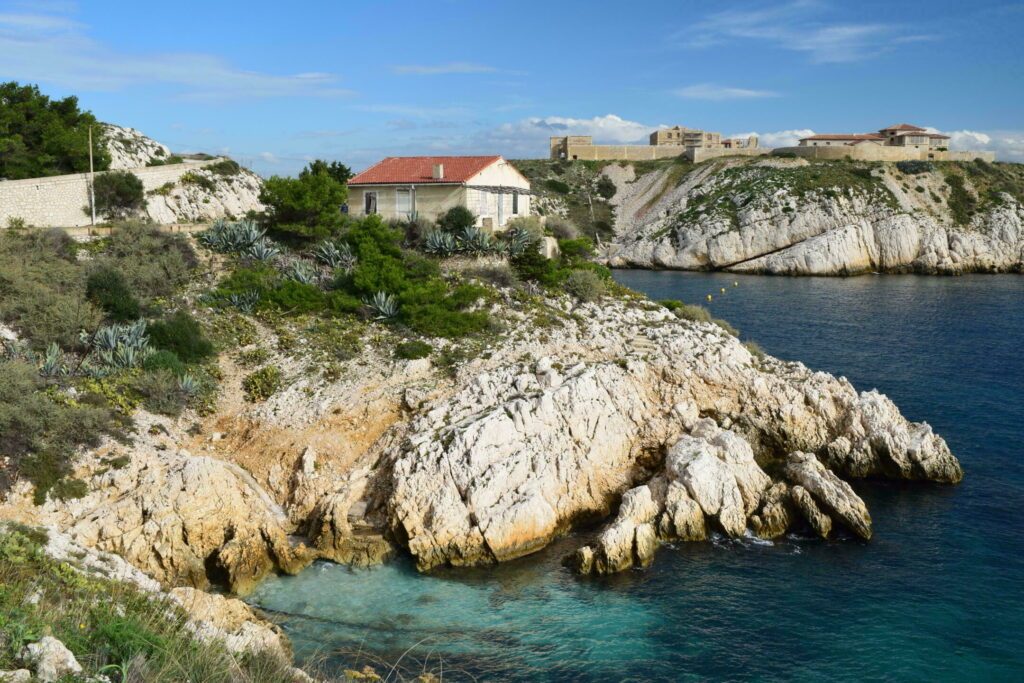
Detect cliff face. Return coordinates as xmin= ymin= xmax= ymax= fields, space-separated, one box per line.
xmin=604 ymin=157 xmax=1024 ymax=275
xmin=103 ymin=124 xmax=172 ymax=169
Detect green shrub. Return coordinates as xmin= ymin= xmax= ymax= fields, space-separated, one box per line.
xmin=260 ymin=172 xmax=347 ymax=239
xmin=6 ymin=216 xmax=27 ymax=230
xmin=558 ymin=237 xmax=595 ymax=261
xmin=0 ymin=360 xmax=120 ymax=501
xmin=896 ymin=160 xmax=934 ymax=175
xmin=436 ymin=206 xmax=477 ymax=233
xmin=242 ymin=366 xmax=282 ymax=402
xmin=207 ymin=159 xmax=241 ymax=176
xmin=266 ymin=280 xmax=326 ymax=313
xmin=49 ymin=477 xmax=88 ymax=501
xmin=148 ymin=311 xmax=214 ymax=362
xmin=504 ymin=215 xmax=545 ymax=240
xmin=564 ymin=269 xmax=606 ymax=302
xmin=395 ymin=340 xmax=433 ymax=360
xmin=146 ymin=155 xmax=185 ymax=166
xmin=668 ymin=302 xmax=713 ymax=323
xmin=544 ymin=178 xmax=570 ymax=194
xmin=142 ymin=349 xmax=186 ymax=376
xmin=101 ymin=223 xmax=197 ymax=300
xmin=132 ymin=369 xmax=187 ymax=416
xmin=945 ymin=173 xmax=977 ymax=225
xmin=300 ymin=159 xmax=353 ymax=184
xmin=93 ymin=171 xmax=146 ymax=220
xmin=86 ymin=267 xmax=141 ymax=322
xmin=596 ymin=175 xmax=617 ymax=199
xmin=179 ymin=170 xmax=217 ymax=192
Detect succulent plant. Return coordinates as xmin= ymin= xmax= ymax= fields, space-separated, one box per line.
xmin=284 ymin=259 xmax=319 ymax=285
xmin=245 ymin=237 xmax=280 ymax=262
xmin=499 ymin=227 xmax=535 ymax=257
xmin=81 ymin=320 xmax=151 ymax=371
xmin=313 ymin=241 xmax=358 ymax=274
xmin=178 ymin=373 xmax=200 ymax=396
xmin=423 ymin=230 xmax=458 ymax=256
xmin=39 ymin=342 xmax=68 ymax=378
xmin=198 ymin=218 xmax=265 ymax=253
xmin=227 ymin=289 xmax=261 ymax=314
xmin=458 ymin=226 xmax=495 ymax=256
xmin=364 ymin=291 xmax=399 ymax=319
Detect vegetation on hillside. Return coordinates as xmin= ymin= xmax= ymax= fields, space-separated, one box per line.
xmin=93 ymin=170 xmax=147 ymax=220
xmin=0 ymin=81 xmax=110 ymax=180
xmin=0 ymin=224 xmax=214 ymax=501
xmin=259 ymin=160 xmax=350 ymax=240
xmin=511 ymin=159 xmax=623 ymax=241
xmin=0 ymin=524 xmax=298 ymax=682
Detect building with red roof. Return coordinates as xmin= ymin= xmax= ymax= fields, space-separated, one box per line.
xmin=347 ymin=155 xmax=530 ymax=228
xmin=799 ymin=124 xmax=951 ymax=156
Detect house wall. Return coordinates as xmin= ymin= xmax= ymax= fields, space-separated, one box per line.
xmin=0 ymin=160 xmax=218 ymax=228
xmin=347 ymin=185 xmax=467 ymax=223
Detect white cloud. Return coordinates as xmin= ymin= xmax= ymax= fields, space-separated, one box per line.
xmin=930 ymin=129 xmax=1024 ymax=162
xmin=674 ymin=84 xmax=779 ymax=101
xmin=679 ymin=1 xmax=936 ymax=63
xmin=0 ymin=10 xmax=353 ymax=99
xmin=491 ymin=114 xmax=654 ymax=145
xmin=392 ymin=62 xmax=498 ymax=76
xmin=730 ymin=129 xmax=815 ymax=147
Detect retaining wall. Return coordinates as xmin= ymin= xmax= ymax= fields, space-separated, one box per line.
xmin=773 ymin=146 xmax=995 ymax=163
xmin=0 ymin=160 xmax=217 ymax=228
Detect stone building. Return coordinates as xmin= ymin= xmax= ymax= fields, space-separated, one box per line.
xmin=789 ymin=123 xmax=994 ymax=161
xmin=549 ymin=126 xmax=761 ymax=163
xmin=347 ymin=155 xmax=530 ymax=229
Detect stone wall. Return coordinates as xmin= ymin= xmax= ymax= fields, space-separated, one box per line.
xmin=561 ymin=144 xmax=687 ymax=162
xmin=774 ymin=146 xmax=995 ymax=163
xmin=0 ymin=161 xmax=218 ymax=228
xmin=690 ymin=147 xmax=772 ymax=164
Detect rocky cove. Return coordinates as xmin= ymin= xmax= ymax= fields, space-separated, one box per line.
xmin=1 ymin=263 xmax=970 ymax=679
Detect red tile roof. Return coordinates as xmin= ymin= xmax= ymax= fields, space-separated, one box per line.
xmin=880 ymin=123 xmax=926 ymax=132
xmin=894 ymin=130 xmax=949 ymax=139
xmin=801 ymin=133 xmax=884 ymax=141
xmin=348 ymin=156 xmax=502 ymax=185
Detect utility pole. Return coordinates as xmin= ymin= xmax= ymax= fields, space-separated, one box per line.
xmin=88 ymin=126 xmax=96 ymax=231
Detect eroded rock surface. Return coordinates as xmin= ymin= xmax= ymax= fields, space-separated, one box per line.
xmin=605 ymin=157 xmax=1024 ymax=275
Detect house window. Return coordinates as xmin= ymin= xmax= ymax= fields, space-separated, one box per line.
xmin=512 ymin=191 xmax=519 ymax=215
xmin=364 ymin=191 xmax=377 ymax=215
xmin=395 ymin=188 xmax=412 ymax=216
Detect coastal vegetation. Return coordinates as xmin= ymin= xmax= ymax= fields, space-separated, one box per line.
xmin=92 ymin=170 xmax=147 ymax=220
xmin=0 ymin=81 xmax=110 ymax=180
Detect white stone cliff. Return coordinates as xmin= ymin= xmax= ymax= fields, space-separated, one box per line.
xmin=603 ymin=157 xmax=1024 ymax=275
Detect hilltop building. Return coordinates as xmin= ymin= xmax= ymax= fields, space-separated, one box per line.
xmin=347 ymin=155 xmax=530 ymax=229
xmin=784 ymin=123 xmax=994 ymax=162
xmin=550 ymin=126 xmax=763 ymax=163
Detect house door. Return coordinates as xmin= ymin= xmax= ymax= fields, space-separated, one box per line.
xmin=497 ymin=190 xmax=504 ymax=227
xmin=364 ymin=191 xmax=377 ymax=215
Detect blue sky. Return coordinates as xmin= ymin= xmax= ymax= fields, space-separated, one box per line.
xmin=2 ymin=0 xmax=1023 ymax=175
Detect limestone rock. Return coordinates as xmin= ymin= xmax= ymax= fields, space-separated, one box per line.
xmin=0 ymin=670 xmax=31 ymax=683
xmin=23 ymin=636 xmax=81 ymax=682
xmin=66 ymin=450 xmax=311 ymax=594
xmin=791 ymin=485 xmax=833 ymax=538
xmin=750 ymin=482 xmax=794 ymax=539
xmin=103 ymin=124 xmax=170 ymax=169
xmin=786 ymin=452 xmax=872 ymax=539
xmin=171 ymin=587 xmax=291 ymax=658
xmin=607 ymin=157 xmax=1024 ymax=275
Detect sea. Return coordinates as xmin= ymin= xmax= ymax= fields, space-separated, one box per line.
xmin=247 ymin=271 xmax=1024 ymax=682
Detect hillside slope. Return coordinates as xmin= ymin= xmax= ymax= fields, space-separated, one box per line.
xmin=599 ymin=157 xmax=1024 ymax=275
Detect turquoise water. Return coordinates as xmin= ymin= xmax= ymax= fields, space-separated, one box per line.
xmin=248 ymin=272 xmax=1024 ymax=682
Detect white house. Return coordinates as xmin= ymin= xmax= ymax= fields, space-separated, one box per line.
xmin=347 ymin=155 xmax=531 ymax=229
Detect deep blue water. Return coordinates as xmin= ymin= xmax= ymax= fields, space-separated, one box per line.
xmin=248 ymin=272 xmax=1024 ymax=682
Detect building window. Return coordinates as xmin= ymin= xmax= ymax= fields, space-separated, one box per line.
xmin=512 ymin=191 xmax=519 ymax=215
xmin=395 ymin=188 xmax=412 ymax=216
xmin=364 ymin=191 xmax=377 ymax=215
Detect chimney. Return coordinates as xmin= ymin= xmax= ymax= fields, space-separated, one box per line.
xmin=432 ymin=163 xmax=444 ymax=180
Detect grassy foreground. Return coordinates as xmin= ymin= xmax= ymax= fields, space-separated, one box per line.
xmin=0 ymin=524 xmax=298 ymax=682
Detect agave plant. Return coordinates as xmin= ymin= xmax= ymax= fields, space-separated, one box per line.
xmin=227 ymin=289 xmax=261 ymax=314
xmin=178 ymin=373 xmax=201 ymax=396
xmin=313 ymin=241 xmax=358 ymax=274
xmin=499 ymin=227 xmax=535 ymax=257
xmin=364 ymin=291 xmax=399 ymax=320
xmin=39 ymin=342 xmax=68 ymax=378
xmin=284 ymin=260 xmax=319 ymax=285
xmin=81 ymin=320 xmax=151 ymax=371
xmin=198 ymin=218 xmax=265 ymax=253
xmin=423 ymin=230 xmax=458 ymax=257
xmin=458 ymin=226 xmax=495 ymax=256
xmin=245 ymin=237 xmax=280 ymax=262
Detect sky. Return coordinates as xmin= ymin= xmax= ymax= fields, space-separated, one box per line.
xmin=2 ymin=0 xmax=1023 ymax=176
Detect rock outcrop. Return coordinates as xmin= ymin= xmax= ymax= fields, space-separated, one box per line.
xmin=22 ymin=637 xmax=81 ymax=683
xmin=604 ymin=157 xmax=1024 ymax=275
xmin=382 ymin=300 xmax=962 ymax=573
xmin=145 ymin=166 xmax=265 ymax=224
xmin=104 ymin=123 xmax=171 ymax=169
